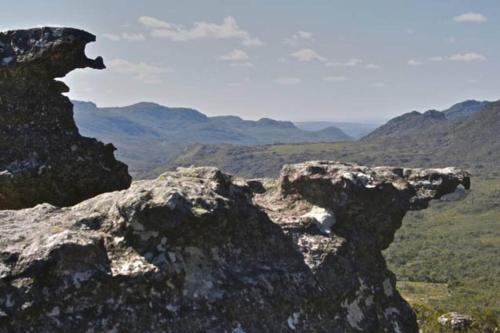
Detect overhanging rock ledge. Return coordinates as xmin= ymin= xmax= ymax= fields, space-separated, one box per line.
xmin=0 ymin=27 xmax=131 ymax=210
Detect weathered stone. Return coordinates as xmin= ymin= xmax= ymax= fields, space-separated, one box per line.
xmin=299 ymin=206 xmax=336 ymax=234
xmin=0 ymin=162 xmax=469 ymax=332
xmin=0 ymin=27 xmax=131 ymax=209
xmin=438 ymin=312 xmax=473 ymax=330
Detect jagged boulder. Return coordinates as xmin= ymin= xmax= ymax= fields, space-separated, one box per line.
xmin=0 ymin=162 xmax=469 ymax=332
xmin=0 ymin=27 xmax=131 ymax=209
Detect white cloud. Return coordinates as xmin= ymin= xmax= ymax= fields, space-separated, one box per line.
xmin=122 ymin=33 xmax=145 ymax=41
xmin=103 ymin=33 xmax=121 ymax=41
xmin=449 ymin=52 xmax=487 ymax=62
xmin=344 ymin=58 xmax=363 ymax=66
xmin=372 ymin=82 xmax=386 ymax=88
xmin=425 ymin=53 xmax=486 ymax=64
xmin=274 ymin=77 xmax=301 ymax=85
xmin=219 ymin=49 xmax=249 ymax=61
xmin=297 ymin=31 xmax=313 ymax=39
xmin=323 ymin=76 xmax=346 ymax=82
xmin=326 ymin=58 xmax=363 ymax=67
xmin=365 ymin=63 xmax=380 ymax=69
xmin=138 ymin=16 xmax=172 ymax=29
xmin=325 ymin=62 xmax=341 ymax=67
xmin=453 ymin=12 xmax=487 ymax=23
xmin=228 ymin=77 xmax=251 ymax=87
xmin=138 ymin=16 xmax=263 ymax=46
xmin=230 ymin=62 xmax=254 ymax=68
xmin=108 ymin=58 xmax=171 ymax=84
xmin=408 ymin=59 xmax=423 ymax=66
xmin=103 ymin=32 xmax=145 ymax=41
xmin=428 ymin=56 xmax=444 ymax=62
xmin=284 ymin=30 xmax=314 ymax=46
xmin=242 ymin=38 xmax=264 ymax=46
xmin=290 ymin=48 xmax=326 ymax=62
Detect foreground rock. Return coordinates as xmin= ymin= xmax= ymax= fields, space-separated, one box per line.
xmin=0 ymin=27 xmax=131 ymax=209
xmin=0 ymin=162 xmax=469 ymax=332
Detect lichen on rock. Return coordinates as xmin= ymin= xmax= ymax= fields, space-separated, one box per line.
xmin=0 ymin=27 xmax=131 ymax=209
xmin=0 ymin=160 xmax=470 ymax=332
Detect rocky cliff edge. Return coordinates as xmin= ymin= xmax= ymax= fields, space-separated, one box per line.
xmin=0 ymin=162 xmax=470 ymax=332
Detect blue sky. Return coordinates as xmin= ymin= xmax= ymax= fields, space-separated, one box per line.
xmin=2 ymin=0 xmax=499 ymax=122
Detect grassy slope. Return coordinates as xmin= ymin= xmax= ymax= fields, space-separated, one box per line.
xmin=385 ymin=176 xmax=500 ymax=314
xmin=155 ymin=140 xmax=490 ymax=179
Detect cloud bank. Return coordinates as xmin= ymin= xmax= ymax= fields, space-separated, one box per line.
xmin=453 ymin=12 xmax=487 ymax=23
xmin=139 ymin=16 xmax=263 ymax=46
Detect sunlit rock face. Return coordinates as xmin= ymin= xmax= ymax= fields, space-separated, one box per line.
xmin=0 ymin=162 xmax=469 ymax=332
xmin=0 ymin=27 xmax=131 ymax=209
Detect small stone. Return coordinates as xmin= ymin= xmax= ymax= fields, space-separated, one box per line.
xmin=438 ymin=312 xmax=473 ymax=330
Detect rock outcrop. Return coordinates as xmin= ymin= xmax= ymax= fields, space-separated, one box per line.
xmin=0 ymin=27 xmax=131 ymax=209
xmin=0 ymin=162 xmax=470 ymax=332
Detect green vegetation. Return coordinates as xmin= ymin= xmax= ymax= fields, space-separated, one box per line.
xmin=397 ymin=282 xmax=498 ymax=331
xmin=144 ymin=141 xmax=386 ymax=179
xmin=385 ymin=176 xmax=500 ymax=316
xmin=149 ymin=140 xmax=493 ymax=180
xmin=384 ymin=176 xmax=500 ymax=331
xmin=397 ymin=281 xmax=449 ymax=305
xmin=411 ymin=303 xmax=498 ymax=333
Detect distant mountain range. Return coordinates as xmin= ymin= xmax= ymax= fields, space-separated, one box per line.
xmin=294 ymin=121 xmax=379 ymax=139
xmin=73 ymin=99 xmax=499 ymax=178
xmin=149 ymin=99 xmax=499 ymax=179
xmin=363 ymin=100 xmax=491 ymax=140
xmin=443 ymin=100 xmax=491 ymax=119
xmin=72 ymin=101 xmax=352 ymax=175
xmin=361 ymin=99 xmax=499 ymax=170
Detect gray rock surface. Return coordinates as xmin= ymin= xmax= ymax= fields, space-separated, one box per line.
xmin=438 ymin=312 xmax=473 ymax=330
xmin=0 ymin=162 xmax=470 ymax=332
xmin=0 ymin=27 xmax=131 ymax=209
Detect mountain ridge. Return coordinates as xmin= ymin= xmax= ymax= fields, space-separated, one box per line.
xmin=362 ymin=99 xmax=493 ymax=141
xmin=156 ymin=99 xmax=500 ymax=179
xmin=72 ymin=100 xmax=352 ymax=175
xmin=295 ymin=121 xmax=379 ymax=138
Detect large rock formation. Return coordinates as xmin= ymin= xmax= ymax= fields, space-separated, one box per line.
xmin=0 ymin=27 xmax=131 ymax=209
xmin=0 ymin=161 xmax=470 ymax=332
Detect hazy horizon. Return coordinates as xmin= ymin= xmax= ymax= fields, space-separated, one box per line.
xmin=2 ymin=0 xmax=499 ymax=122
